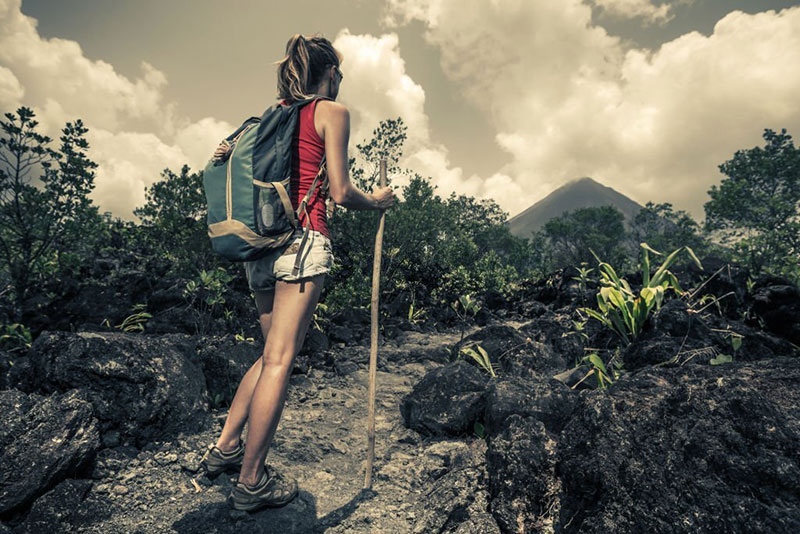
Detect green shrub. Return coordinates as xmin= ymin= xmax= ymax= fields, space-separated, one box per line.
xmin=0 ymin=322 xmax=32 ymax=353
xmin=115 ymin=303 xmax=152 ymax=333
xmin=182 ymin=267 xmax=234 ymax=334
xmin=458 ymin=342 xmax=498 ymax=377
xmin=579 ymin=242 xmax=703 ymax=345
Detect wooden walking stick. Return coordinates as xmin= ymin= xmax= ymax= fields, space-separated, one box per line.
xmin=364 ymin=157 xmax=387 ymax=489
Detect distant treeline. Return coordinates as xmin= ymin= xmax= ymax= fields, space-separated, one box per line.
xmin=0 ymin=106 xmax=797 ymax=338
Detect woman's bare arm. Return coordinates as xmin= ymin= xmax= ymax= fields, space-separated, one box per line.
xmin=320 ymin=102 xmax=395 ymax=210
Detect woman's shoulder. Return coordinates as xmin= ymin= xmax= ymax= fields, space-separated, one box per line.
xmin=315 ymin=99 xmax=349 ymax=129
xmin=315 ymin=99 xmax=348 ymax=114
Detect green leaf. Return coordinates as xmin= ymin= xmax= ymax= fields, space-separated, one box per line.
xmin=588 ymin=353 xmax=609 ymax=376
xmin=710 ymin=353 xmax=733 ymax=365
xmin=640 ymin=242 xmax=663 ymax=256
xmin=684 ymin=246 xmax=704 ymax=270
xmin=473 ymin=421 xmax=485 ymax=438
xmin=650 ymin=247 xmax=684 ymax=287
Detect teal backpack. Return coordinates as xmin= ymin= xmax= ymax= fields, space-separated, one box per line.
xmin=203 ymin=95 xmax=332 ymax=275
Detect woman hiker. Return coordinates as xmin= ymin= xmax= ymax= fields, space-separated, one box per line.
xmin=199 ymin=33 xmax=396 ymax=512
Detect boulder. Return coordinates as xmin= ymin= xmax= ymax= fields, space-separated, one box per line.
xmin=456 ymin=324 xmax=567 ymax=379
xmin=751 ymin=282 xmax=800 ymax=345
xmin=400 ymin=360 xmax=490 ymax=437
xmin=10 ymin=479 xmax=93 ymax=534
xmin=455 ymin=325 xmax=529 ymax=359
xmin=623 ymin=299 xmax=797 ymax=371
xmin=0 ymin=389 xmax=99 ymax=517
xmin=484 ymin=376 xmax=579 ymax=436
xmin=556 ymin=358 xmax=800 ymax=533
xmin=553 ymin=365 xmax=595 ymax=390
xmin=410 ymin=439 xmax=501 ymax=534
xmin=486 ymin=415 xmax=560 ymax=533
xmin=0 ymin=350 xmax=12 ymax=390
xmin=328 ymin=325 xmax=357 ymax=345
xmin=19 ymin=331 xmax=210 ymax=447
xmin=193 ymin=336 xmax=259 ymax=406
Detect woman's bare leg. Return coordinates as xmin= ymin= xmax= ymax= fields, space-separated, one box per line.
xmin=238 ymin=274 xmax=325 ymax=486
xmin=215 ymin=289 xmax=276 ymax=452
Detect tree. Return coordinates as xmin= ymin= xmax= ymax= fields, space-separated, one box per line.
xmin=350 ymin=117 xmax=407 ymax=192
xmin=704 ymin=128 xmax=800 ymax=277
xmin=632 ymin=201 xmax=710 ymax=261
xmin=132 ymin=164 xmax=213 ymax=276
xmin=541 ymin=205 xmax=629 ymax=270
xmin=0 ymin=106 xmax=97 ymax=320
xmin=325 ymin=116 xmax=532 ymax=315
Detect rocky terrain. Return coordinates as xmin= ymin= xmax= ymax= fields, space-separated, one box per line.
xmin=1 ymin=264 xmax=799 ymax=533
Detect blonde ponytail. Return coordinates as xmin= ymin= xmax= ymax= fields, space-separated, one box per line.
xmin=274 ymin=33 xmax=342 ymax=104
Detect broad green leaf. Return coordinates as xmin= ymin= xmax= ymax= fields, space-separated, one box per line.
xmin=651 ymin=247 xmax=684 ymax=287
xmin=588 ymin=353 xmax=610 ymax=376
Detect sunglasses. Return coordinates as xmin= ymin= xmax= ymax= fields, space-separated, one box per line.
xmin=334 ymin=66 xmax=343 ymax=82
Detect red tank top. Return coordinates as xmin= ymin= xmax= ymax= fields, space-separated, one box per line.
xmin=280 ymin=98 xmax=330 ymax=239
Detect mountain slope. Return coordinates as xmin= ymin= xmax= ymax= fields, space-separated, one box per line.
xmin=507 ymin=176 xmax=644 ymax=238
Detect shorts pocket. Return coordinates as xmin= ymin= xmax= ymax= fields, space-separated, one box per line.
xmin=313 ymin=243 xmax=334 ymax=270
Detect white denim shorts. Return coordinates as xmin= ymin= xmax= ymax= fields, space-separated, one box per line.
xmin=243 ymin=227 xmax=334 ymax=292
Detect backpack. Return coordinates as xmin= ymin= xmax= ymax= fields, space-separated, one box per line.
xmin=203 ymin=95 xmax=332 ymax=274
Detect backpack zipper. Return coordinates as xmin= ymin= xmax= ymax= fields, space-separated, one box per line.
xmin=226 ymin=123 xmax=257 ymax=220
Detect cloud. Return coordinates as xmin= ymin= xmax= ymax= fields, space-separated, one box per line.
xmin=0 ymin=64 xmax=22 ymax=109
xmin=0 ymin=0 xmax=232 ymax=220
xmin=333 ymin=30 xmax=429 ymax=154
xmin=590 ymin=0 xmax=686 ymax=25
xmin=383 ymin=0 xmax=800 ymax=221
xmin=333 ymin=29 xmax=490 ymax=204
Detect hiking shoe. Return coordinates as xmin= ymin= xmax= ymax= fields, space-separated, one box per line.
xmin=227 ymin=465 xmax=299 ymax=512
xmin=199 ymin=440 xmax=245 ymax=477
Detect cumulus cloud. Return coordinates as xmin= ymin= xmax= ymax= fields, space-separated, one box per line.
xmin=0 ymin=0 xmax=232 ymax=220
xmin=383 ymin=0 xmax=800 ymax=221
xmin=0 ymin=64 xmax=22 ymax=109
xmin=331 ymin=28 xmax=534 ymax=213
xmin=591 ymin=0 xmax=685 ymax=25
xmin=333 ymin=29 xmax=488 ymax=202
xmin=333 ymin=30 xmax=430 ymax=155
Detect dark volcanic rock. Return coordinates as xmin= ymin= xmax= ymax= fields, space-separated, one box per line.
xmin=556 ymin=358 xmax=800 ymax=533
xmin=0 ymin=351 xmax=12 ymax=390
xmin=194 ymin=335 xmax=259 ymax=406
xmin=486 ymin=415 xmax=560 ymax=533
xmin=623 ymin=299 xmax=797 ymax=371
xmin=19 ymin=331 xmax=210 ymax=447
xmin=455 ymin=325 xmax=529 ymax=359
xmin=505 ymin=341 xmax=567 ymax=379
xmin=676 ymin=255 xmax=751 ymax=318
xmin=516 ymin=267 xmax=596 ymax=311
xmin=553 ymin=365 xmax=595 ymax=390
xmin=751 ymin=281 xmax=800 ymax=345
xmin=400 ymin=360 xmax=490 ymax=437
xmin=10 ymin=478 xmax=93 ymax=534
xmin=0 ymin=389 xmax=99 ymax=517
xmin=456 ymin=324 xmax=567 ymax=379
xmin=484 ymin=376 xmax=579 ymax=436
xmin=329 ymin=324 xmax=357 ymax=345
xmin=410 ymin=439 xmax=501 ymax=534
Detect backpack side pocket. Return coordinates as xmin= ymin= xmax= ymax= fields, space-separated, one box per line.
xmin=253 ymin=176 xmax=297 ymax=236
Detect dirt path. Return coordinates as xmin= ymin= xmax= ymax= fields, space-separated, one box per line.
xmin=71 ymin=327 xmax=482 ymax=534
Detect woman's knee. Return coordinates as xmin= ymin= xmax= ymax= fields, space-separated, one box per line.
xmin=260 ymin=343 xmax=296 ymax=371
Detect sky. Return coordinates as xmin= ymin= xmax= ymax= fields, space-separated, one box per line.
xmin=2 ymin=0 xmax=799 ymax=223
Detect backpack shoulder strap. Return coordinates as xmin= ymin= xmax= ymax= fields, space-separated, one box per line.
xmin=226 ymin=116 xmax=261 ymax=141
